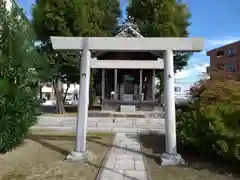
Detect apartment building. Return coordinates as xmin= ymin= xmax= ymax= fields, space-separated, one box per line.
xmin=207 ymin=41 xmax=240 ymax=73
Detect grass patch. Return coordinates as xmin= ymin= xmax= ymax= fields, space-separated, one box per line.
xmin=0 ymin=132 xmax=113 ymax=180
xmin=140 ymin=132 xmax=240 ymax=180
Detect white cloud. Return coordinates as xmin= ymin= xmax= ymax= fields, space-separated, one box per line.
xmin=175 ymin=63 xmax=209 ymax=83
xmin=196 ymin=50 xmax=207 ymax=56
xmin=175 ymin=69 xmax=191 ymax=79
xmin=206 ymin=36 xmax=240 ymax=49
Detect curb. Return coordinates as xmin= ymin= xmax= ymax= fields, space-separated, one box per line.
xmin=137 ymin=132 xmax=153 ymax=180
xmin=95 ymin=133 xmax=117 ymax=180
xmin=31 ymin=126 xmax=165 ymax=134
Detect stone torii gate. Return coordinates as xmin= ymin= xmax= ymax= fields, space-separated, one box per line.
xmin=50 ymin=37 xmax=204 ymax=165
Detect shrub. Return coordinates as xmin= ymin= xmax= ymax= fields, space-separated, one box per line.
xmin=0 ymin=83 xmax=39 ymax=152
xmin=177 ymin=70 xmax=240 ymax=162
xmin=0 ymin=4 xmax=45 ymax=152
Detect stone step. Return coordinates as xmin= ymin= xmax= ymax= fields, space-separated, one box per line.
xmin=37 ymin=117 xmax=165 ymax=127
xmin=35 ymin=122 xmax=165 ymax=128
xmin=38 ymin=116 xmax=165 ymax=122
xmin=41 ymin=110 xmax=165 ymax=119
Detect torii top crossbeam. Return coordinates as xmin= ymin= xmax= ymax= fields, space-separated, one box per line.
xmin=51 ymin=37 xmax=204 ymax=52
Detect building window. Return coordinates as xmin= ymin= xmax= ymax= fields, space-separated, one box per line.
xmin=227 ymin=64 xmax=235 ymax=72
xmin=217 ymin=51 xmax=224 ymax=57
xmin=217 ymin=63 xmax=224 ymax=70
xmin=174 ymin=87 xmax=181 ymax=92
xmin=228 ymin=48 xmax=237 ymax=56
xmin=206 ymin=66 xmax=210 ymax=73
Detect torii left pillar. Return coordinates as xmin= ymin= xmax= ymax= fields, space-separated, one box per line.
xmin=66 ymin=38 xmax=91 ymax=160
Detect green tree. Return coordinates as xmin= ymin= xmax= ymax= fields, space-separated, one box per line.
xmin=0 ymin=0 xmax=46 ymax=152
xmin=126 ymin=0 xmax=192 ymax=94
xmin=32 ymin=0 xmax=121 ymax=113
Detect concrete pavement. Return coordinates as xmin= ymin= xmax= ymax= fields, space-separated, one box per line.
xmin=98 ymin=133 xmax=149 ymax=180
xmin=34 ymin=116 xmax=165 ymax=133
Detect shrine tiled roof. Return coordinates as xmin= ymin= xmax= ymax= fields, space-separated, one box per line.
xmin=92 ymin=23 xmax=163 ymax=58
xmin=116 ymin=24 xmax=143 ymax=38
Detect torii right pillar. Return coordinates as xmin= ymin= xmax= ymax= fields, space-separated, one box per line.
xmin=162 ymin=49 xmax=185 ymax=165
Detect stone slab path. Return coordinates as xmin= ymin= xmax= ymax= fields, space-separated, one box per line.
xmin=34 ymin=116 xmax=165 ymax=133
xmin=99 ymin=133 xmax=149 ymax=180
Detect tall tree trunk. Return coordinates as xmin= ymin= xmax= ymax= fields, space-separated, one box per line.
xmin=53 ymin=79 xmax=66 ymax=114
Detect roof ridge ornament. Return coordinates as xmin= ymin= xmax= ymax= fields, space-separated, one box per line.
xmin=118 ymin=16 xmax=140 ymax=35
xmin=124 ymin=16 xmax=140 ymax=33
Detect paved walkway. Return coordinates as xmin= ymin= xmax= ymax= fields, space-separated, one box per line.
xmin=34 ymin=116 xmax=165 ymax=133
xmin=99 ymin=133 xmax=149 ymax=180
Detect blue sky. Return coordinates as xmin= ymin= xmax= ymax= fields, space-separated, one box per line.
xmin=16 ymin=0 xmax=240 ymax=85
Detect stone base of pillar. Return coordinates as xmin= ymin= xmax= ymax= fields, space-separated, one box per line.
xmin=161 ymin=153 xmax=185 ymax=166
xmin=66 ymin=150 xmax=88 ymax=161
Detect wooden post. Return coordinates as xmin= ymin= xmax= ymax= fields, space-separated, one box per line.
xmin=139 ymin=69 xmax=142 ymax=101
xmin=101 ymin=69 xmax=105 ymax=102
xmin=152 ymin=69 xmax=156 ymax=100
xmin=114 ymin=69 xmax=118 ymax=100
